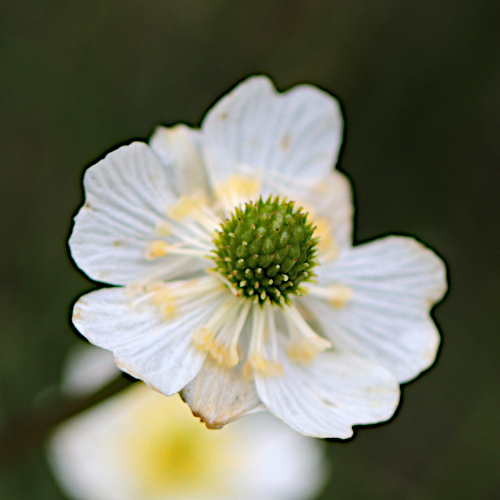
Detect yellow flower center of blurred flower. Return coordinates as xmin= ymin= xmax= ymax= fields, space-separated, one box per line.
xmin=120 ymin=386 xmax=242 ymax=497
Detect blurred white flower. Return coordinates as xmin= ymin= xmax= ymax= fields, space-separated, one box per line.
xmin=48 ymin=346 xmax=326 ymax=500
xmin=69 ymin=75 xmax=446 ymax=438
xmin=60 ymin=342 xmax=120 ymax=397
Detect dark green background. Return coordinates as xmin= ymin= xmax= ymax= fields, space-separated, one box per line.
xmin=1 ymin=1 xmax=499 ymax=498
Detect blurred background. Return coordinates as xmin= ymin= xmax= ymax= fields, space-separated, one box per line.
xmin=1 ymin=0 xmax=499 ymax=498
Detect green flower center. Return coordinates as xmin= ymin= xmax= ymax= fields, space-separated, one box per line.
xmin=212 ymin=196 xmax=318 ymax=305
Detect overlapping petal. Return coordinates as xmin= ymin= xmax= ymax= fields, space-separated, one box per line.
xmin=69 ymin=143 xmax=202 ymax=286
xmin=307 ymin=236 xmax=447 ymax=382
xmin=255 ymin=348 xmax=399 ymax=438
xmin=301 ymin=171 xmax=353 ymax=249
xmin=181 ymin=357 xmax=264 ymax=429
xmin=201 ymin=76 xmax=343 ymax=189
xmin=72 ymin=286 xmax=227 ymax=396
xmin=274 ymin=170 xmax=353 ymax=254
xmin=149 ymin=123 xmax=210 ymax=197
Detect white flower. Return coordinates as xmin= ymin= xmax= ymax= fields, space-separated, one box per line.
xmin=48 ymin=347 xmax=326 ymax=500
xmin=69 ymin=75 xmax=447 ymax=438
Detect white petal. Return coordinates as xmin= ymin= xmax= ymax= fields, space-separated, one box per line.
xmin=310 ymin=236 xmax=447 ymax=382
xmin=61 ymin=344 xmax=120 ymax=397
xmin=69 ymin=142 xmax=202 ymax=286
xmin=231 ymin=412 xmax=327 ymax=500
xmin=72 ymin=286 xmax=229 ymax=396
xmin=181 ymin=357 xmax=264 ymax=429
xmin=255 ymin=350 xmax=399 ymax=439
xmin=275 ymin=170 xmax=353 ymax=251
xmin=149 ymin=124 xmax=210 ymax=197
xmin=202 ymin=75 xmax=343 ymax=188
xmin=303 ymin=171 xmax=353 ymax=248
xmin=47 ymin=389 xmax=141 ymax=500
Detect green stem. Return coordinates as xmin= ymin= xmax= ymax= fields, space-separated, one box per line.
xmin=0 ymin=374 xmax=134 ymax=467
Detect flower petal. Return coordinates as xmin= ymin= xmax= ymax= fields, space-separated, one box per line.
xmin=72 ymin=286 xmax=229 ymax=396
xmin=231 ymin=412 xmax=327 ymax=500
xmin=69 ymin=142 xmax=203 ymax=285
xmin=275 ymin=170 xmax=353 ymax=253
xmin=181 ymin=357 xmax=264 ymax=429
xmin=309 ymin=236 xmax=447 ymax=382
xmin=149 ymin=124 xmax=210 ymax=197
xmin=255 ymin=349 xmax=399 ymax=439
xmin=201 ymin=75 xmax=343 ymax=188
xmin=301 ymin=171 xmax=353 ymax=249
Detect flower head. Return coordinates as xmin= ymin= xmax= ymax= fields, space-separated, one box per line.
xmin=69 ymin=76 xmax=447 ymax=438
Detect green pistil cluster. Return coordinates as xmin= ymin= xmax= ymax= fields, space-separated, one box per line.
xmin=213 ymin=196 xmax=318 ymax=305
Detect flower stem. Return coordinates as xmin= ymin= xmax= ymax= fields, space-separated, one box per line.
xmin=0 ymin=374 xmax=134 ymax=467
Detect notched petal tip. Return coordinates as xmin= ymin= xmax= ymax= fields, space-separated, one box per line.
xmin=180 ymin=357 xmax=263 ymax=430
xmin=190 ymin=410 xmax=226 ymax=430
xmin=114 ymin=357 xmax=143 ymax=382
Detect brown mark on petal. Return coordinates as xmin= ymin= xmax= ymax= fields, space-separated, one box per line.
xmin=114 ymin=358 xmax=143 ymax=381
xmin=219 ymin=112 xmax=229 ymax=121
xmin=191 ymin=411 xmax=225 ymax=430
xmin=72 ymin=301 xmax=86 ymax=321
xmin=319 ymin=397 xmax=338 ymax=410
xmin=280 ymin=133 xmax=291 ymax=150
xmin=180 ymin=358 xmax=262 ymax=429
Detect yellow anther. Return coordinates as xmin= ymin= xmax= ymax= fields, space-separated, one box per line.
xmin=145 ymin=240 xmax=170 ymax=260
xmin=244 ymin=353 xmax=284 ymax=377
xmin=314 ymin=217 xmax=340 ymax=261
xmin=158 ymin=302 xmax=178 ymax=321
xmin=306 ymin=283 xmax=353 ymax=308
xmin=328 ymin=284 xmax=354 ymax=308
xmin=151 ymin=289 xmax=178 ymax=321
xmin=209 ymin=342 xmax=239 ymax=368
xmin=215 ymin=175 xmax=261 ymax=210
xmin=154 ymin=220 xmax=173 ymax=236
xmin=242 ymin=360 xmax=254 ymax=380
xmin=288 ymin=340 xmax=323 ymax=364
xmin=192 ymin=327 xmax=215 ymax=351
xmin=166 ymin=192 xmax=209 ymax=221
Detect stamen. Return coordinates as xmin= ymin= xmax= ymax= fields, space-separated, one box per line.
xmin=154 ymin=220 xmax=173 ymax=236
xmin=145 ymin=241 xmax=208 ymax=260
xmin=214 ymin=175 xmax=261 ymax=212
xmin=192 ymin=298 xmax=240 ymax=353
xmin=170 ymin=221 xmax=213 ymax=250
xmin=125 ymin=267 xmax=187 ymax=297
xmin=145 ymin=240 xmax=169 ymax=259
xmin=166 ymin=191 xmax=220 ymax=236
xmin=313 ymin=217 xmax=340 ymax=261
xmin=243 ymin=304 xmax=284 ymax=378
xmin=206 ymin=300 xmax=252 ymax=368
xmin=150 ymin=277 xmax=222 ymax=321
xmin=306 ymin=283 xmax=353 ymax=307
xmin=151 ymin=288 xmax=178 ymax=320
xmin=167 ymin=193 xmax=208 ymax=221
xmin=285 ymin=305 xmax=332 ymax=364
